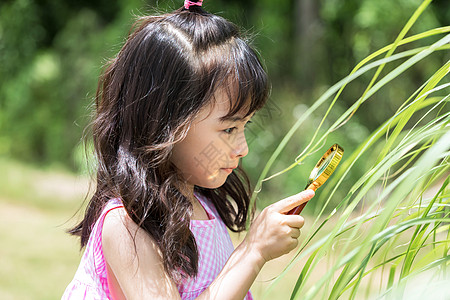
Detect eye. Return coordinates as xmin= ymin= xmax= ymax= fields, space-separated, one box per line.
xmin=224 ymin=127 xmax=237 ymax=134
xmin=244 ymin=120 xmax=253 ymax=128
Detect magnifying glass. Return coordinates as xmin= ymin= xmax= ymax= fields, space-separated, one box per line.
xmin=287 ymin=144 xmax=344 ymax=215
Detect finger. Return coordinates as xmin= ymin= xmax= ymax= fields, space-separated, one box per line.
xmin=283 ymin=214 xmax=305 ymax=229
xmin=290 ymin=228 xmax=301 ymax=239
xmin=289 ymin=238 xmax=299 ymax=251
xmin=271 ymin=190 xmax=315 ymax=213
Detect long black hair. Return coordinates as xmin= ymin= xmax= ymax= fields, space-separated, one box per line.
xmin=70 ymin=4 xmax=269 ymax=281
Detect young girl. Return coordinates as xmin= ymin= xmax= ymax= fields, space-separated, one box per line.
xmin=63 ymin=1 xmax=314 ymax=299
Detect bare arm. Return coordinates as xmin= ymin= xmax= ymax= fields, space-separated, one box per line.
xmin=102 ymin=190 xmax=314 ymax=299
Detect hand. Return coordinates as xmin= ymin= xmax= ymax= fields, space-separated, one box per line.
xmin=244 ymin=190 xmax=315 ymax=263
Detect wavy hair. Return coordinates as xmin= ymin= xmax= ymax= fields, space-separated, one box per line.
xmin=70 ymin=4 xmax=269 ymax=281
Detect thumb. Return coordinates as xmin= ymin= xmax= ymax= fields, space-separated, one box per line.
xmin=271 ymin=189 xmax=315 ymax=213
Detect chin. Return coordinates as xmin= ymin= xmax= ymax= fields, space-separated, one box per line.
xmin=201 ymin=179 xmax=227 ymax=189
xmin=199 ymin=173 xmax=228 ymax=189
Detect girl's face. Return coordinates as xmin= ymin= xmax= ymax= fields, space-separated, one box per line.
xmin=170 ymin=91 xmax=253 ymax=189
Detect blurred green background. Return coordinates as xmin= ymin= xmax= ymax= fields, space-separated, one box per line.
xmin=0 ymin=0 xmax=448 ymax=299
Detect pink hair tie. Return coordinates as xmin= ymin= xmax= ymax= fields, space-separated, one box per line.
xmin=184 ymin=0 xmax=203 ymax=9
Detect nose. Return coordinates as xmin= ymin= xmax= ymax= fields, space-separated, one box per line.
xmin=232 ymin=132 xmax=249 ymax=158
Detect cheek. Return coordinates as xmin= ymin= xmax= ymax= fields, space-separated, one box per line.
xmin=170 ymin=119 xmax=238 ymax=188
xmin=216 ymin=132 xmax=234 ymax=151
xmin=170 ymin=134 xmax=211 ymax=175
xmin=171 ymin=141 xmax=196 ymax=173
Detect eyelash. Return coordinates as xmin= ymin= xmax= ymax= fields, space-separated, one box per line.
xmin=223 ymin=127 xmax=236 ymax=134
xmin=223 ymin=121 xmax=252 ymax=134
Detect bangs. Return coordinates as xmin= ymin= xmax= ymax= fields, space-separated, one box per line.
xmin=198 ymin=37 xmax=269 ymax=118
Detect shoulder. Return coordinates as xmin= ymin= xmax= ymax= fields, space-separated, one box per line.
xmin=102 ymin=207 xmax=165 ymax=271
xmin=102 ymin=206 xmax=130 ymax=238
xmin=102 ymin=207 xmax=181 ymax=299
xmin=102 ymin=207 xmax=128 ymax=242
xmin=102 ymin=207 xmax=159 ymax=258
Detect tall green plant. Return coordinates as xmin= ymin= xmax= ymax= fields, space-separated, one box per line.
xmin=253 ymin=1 xmax=450 ymax=299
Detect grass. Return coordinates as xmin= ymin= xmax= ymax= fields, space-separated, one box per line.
xmin=0 ymin=202 xmax=80 ymax=299
xmin=0 ymin=158 xmax=86 ymax=299
xmin=251 ymin=1 xmax=450 ymax=299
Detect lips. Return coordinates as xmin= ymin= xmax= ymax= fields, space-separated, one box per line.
xmin=221 ymin=166 xmax=237 ymax=174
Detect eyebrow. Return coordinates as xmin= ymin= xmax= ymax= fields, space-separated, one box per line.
xmin=219 ymin=116 xmax=245 ymax=123
xmin=218 ymin=113 xmax=254 ymax=123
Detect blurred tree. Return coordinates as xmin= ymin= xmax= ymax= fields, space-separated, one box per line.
xmin=0 ymin=0 xmax=448 ymax=185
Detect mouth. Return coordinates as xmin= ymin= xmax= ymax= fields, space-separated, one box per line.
xmin=221 ymin=166 xmax=237 ymax=174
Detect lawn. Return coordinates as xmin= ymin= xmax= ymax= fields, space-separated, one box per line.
xmin=0 ymin=159 xmax=88 ymax=299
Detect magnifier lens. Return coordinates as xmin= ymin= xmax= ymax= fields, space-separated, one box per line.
xmin=314 ymin=153 xmax=334 ymax=181
xmin=288 ymin=144 xmax=344 ymax=215
xmin=309 ymin=168 xmax=319 ymax=181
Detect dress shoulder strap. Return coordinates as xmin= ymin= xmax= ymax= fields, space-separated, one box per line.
xmin=91 ymin=199 xmax=124 ymax=276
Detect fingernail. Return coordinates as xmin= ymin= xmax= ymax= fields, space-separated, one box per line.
xmin=305 ymin=189 xmax=315 ymax=196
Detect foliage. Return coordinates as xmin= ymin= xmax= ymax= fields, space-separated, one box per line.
xmin=252 ymin=1 xmax=450 ymax=298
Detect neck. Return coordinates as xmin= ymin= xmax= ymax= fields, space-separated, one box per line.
xmin=175 ymin=180 xmax=196 ymax=202
xmin=174 ymin=180 xmax=209 ymax=220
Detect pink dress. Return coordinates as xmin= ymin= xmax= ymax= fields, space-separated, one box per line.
xmin=62 ymin=196 xmax=253 ymax=299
